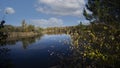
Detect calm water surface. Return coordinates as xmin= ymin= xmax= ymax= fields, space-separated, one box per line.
xmin=1 ymin=33 xmax=119 ymax=68
xmin=0 ymin=34 xmax=72 ymax=68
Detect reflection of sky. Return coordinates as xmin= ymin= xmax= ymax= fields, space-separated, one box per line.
xmin=3 ymin=34 xmax=72 ymax=68
xmin=29 ymin=34 xmax=71 ymax=49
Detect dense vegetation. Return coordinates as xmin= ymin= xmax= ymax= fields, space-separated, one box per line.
xmin=84 ymin=0 xmax=120 ymax=24
xmin=56 ymin=0 xmax=120 ymax=68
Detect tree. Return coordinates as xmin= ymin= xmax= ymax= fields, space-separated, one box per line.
xmin=0 ymin=20 xmax=5 ymax=28
xmin=84 ymin=0 xmax=120 ymax=25
xmin=0 ymin=20 xmax=8 ymax=40
xmin=27 ymin=24 xmax=35 ymax=32
xmin=21 ymin=19 xmax=27 ymax=32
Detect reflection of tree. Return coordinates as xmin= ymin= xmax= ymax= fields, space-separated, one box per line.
xmin=0 ymin=34 xmax=42 ymax=68
xmin=0 ymin=48 xmax=13 ymax=68
xmin=0 ymin=20 xmax=13 ymax=68
xmin=0 ymin=35 xmax=42 ymax=68
xmin=0 ymin=35 xmax=42 ymax=49
xmin=21 ymin=35 xmax=42 ymax=49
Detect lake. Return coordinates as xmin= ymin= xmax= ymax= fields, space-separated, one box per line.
xmin=0 ymin=34 xmax=73 ymax=68
xmin=0 ymin=33 xmax=119 ymax=68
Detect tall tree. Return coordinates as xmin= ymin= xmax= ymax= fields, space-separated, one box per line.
xmin=84 ymin=0 xmax=120 ymax=25
xmin=21 ymin=19 xmax=27 ymax=32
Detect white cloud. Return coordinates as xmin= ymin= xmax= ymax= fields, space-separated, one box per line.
xmin=31 ymin=17 xmax=63 ymax=28
xmin=35 ymin=0 xmax=86 ymax=16
xmin=4 ymin=7 xmax=15 ymax=14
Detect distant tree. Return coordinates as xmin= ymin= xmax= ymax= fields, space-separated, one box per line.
xmin=21 ymin=19 xmax=27 ymax=32
xmin=27 ymin=24 xmax=35 ymax=32
xmin=1 ymin=25 xmax=15 ymax=32
xmin=14 ymin=27 xmax=22 ymax=32
xmin=0 ymin=20 xmax=5 ymax=28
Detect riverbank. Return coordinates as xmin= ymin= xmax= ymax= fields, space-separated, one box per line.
xmin=8 ymin=32 xmax=39 ymax=37
xmin=6 ymin=32 xmax=41 ymax=41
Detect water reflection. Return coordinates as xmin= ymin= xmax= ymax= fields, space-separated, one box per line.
xmin=0 ymin=48 xmax=13 ymax=68
xmin=0 ymin=34 xmax=72 ymax=68
xmin=0 ymin=39 xmax=13 ymax=68
xmin=0 ymin=34 xmax=43 ymax=68
xmin=21 ymin=35 xmax=42 ymax=49
xmin=0 ymin=35 xmax=42 ymax=48
xmin=0 ymin=33 xmax=119 ymax=68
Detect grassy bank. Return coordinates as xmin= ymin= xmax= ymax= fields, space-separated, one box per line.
xmin=8 ymin=32 xmax=40 ymax=38
xmin=5 ymin=32 xmax=41 ymax=41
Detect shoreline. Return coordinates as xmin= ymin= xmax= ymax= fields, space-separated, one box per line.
xmin=6 ymin=32 xmax=41 ymax=41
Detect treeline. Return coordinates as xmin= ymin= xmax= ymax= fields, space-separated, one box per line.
xmin=43 ymin=22 xmax=88 ymax=35
xmin=0 ymin=19 xmax=43 ymax=33
xmin=43 ymin=26 xmax=75 ymax=34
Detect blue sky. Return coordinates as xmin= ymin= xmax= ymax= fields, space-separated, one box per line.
xmin=0 ymin=0 xmax=89 ymax=28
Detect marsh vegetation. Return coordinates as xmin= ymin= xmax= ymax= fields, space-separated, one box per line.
xmin=0 ymin=0 xmax=120 ymax=68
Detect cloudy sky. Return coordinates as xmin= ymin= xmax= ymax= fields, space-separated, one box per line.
xmin=0 ymin=0 xmax=89 ymax=28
